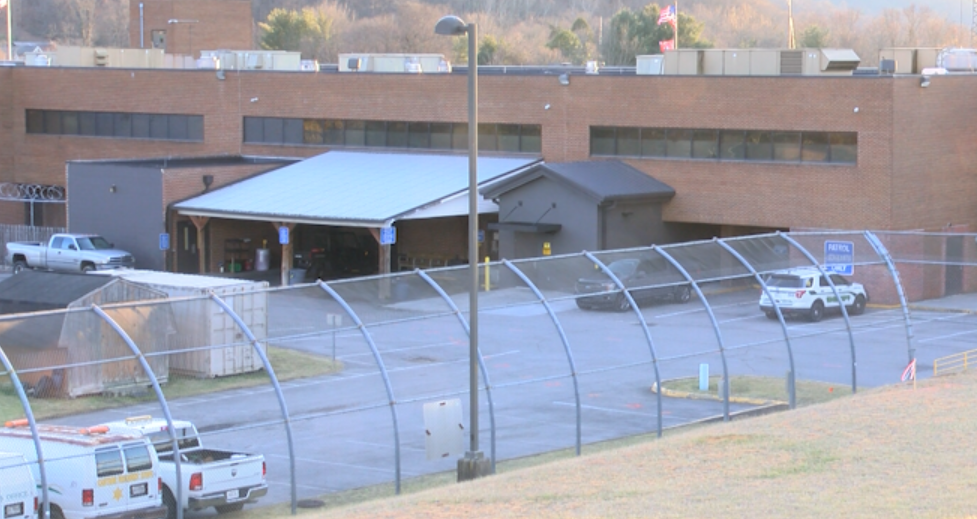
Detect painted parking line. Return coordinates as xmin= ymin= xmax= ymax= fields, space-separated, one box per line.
xmin=552 ymin=401 xmax=654 ymax=417
xmin=344 ymin=440 xmax=426 ymax=453
xmin=339 ymin=341 xmax=461 ymax=360
xmin=918 ymin=328 xmax=977 ymax=343
xmin=266 ymin=453 xmax=422 ymax=477
xmin=265 ymin=478 xmax=341 ymax=492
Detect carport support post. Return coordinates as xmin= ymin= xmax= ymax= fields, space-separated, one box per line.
xmin=275 ymin=222 xmax=295 ymax=286
xmin=368 ymin=227 xmax=392 ymax=299
xmin=189 ymin=216 xmax=209 ymax=274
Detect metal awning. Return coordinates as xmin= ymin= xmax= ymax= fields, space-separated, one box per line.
xmin=174 ymin=151 xmax=542 ymax=227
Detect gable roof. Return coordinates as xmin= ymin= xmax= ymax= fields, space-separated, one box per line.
xmin=174 ymin=150 xmax=542 ymax=227
xmin=481 ymin=160 xmax=675 ymax=203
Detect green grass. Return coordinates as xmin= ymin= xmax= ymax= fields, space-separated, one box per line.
xmin=663 ymin=375 xmax=851 ymax=406
xmin=0 ymin=346 xmax=340 ymax=421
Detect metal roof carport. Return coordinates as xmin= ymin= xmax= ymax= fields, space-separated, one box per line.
xmin=173 ymin=151 xmax=541 ymax=286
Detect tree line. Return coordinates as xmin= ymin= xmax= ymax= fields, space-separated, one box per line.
xmin=8 ymin=0 xmax=967 ymax=67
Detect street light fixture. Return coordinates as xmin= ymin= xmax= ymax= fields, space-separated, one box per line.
xmin=434 ymin=14 xmax=491 ymax=482
xmin=167 ymin=19 xmax=199 ymax=58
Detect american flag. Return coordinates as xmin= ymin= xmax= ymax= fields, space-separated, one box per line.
xmin=0 ymin=0 xmax=7 ymax=9
xmin=659 ymin=40 xmax=675 ymax=52
xmin=657 ymin=5 xmax=676 ymax=26
xmin=901 ymin=358 xmax=916 ymax=382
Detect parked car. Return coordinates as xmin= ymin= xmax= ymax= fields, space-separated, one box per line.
xmin=6 ymin=233 xmax=135 ymax=274
xmin=759 ymin=267 xmax=868 ymax=322
xmin=99 ymin=416 xmax=267 ymax=518
xmin=575 ymin=258 xmax=691 ymax=311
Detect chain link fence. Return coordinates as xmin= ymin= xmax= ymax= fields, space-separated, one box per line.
xmin=1 ymin=230 xmax=975 ymax=518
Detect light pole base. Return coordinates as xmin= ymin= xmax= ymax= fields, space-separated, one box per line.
xmin=457 ymin=450 xmax=491 ymax=482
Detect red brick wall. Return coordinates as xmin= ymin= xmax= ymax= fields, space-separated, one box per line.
xmin=5 ymin=68 xmax=971 ymax=234
xmin=129 ymin=0 xmax=253 ymax=55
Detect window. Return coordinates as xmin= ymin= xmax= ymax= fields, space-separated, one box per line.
xmin=114 ymin=113 xmax=132 ymax=138
xmin=666 ymin=129 xmax=693 ymax=158
xmin=801 ymin=132 xmax=829 ymax=163
xmin=719 ymin=131 xmax=745 ymax=160
xmin=430 ymin=123 xmax=451 ymax=149
xmin=303 ymin=120 xmax=324 ymax=145
xmin=132 ymin=114 xmax=151 ymax=138
xmin=641 ymin=128 xmax=666 ymax=157
xmin=283 ymin=119 xmax=303 ymax=144
xmin=408 ymin=122 xmax=430 ymax=149
xmin=95 ymin=448 xmax=124 ymax=478
xmin=187 ymin=116 xmax=204 ymax=141
xmin=243 ymin=117 xmax=263 ymax=143
xmin=829 ymin=132 xmax=857 ymax=164
xmin=262 ymin=118 xmax=283 ymax=144
xmin=771 ymin=132 xmax=801 ymax=161
xmin=79 ymin=112 xmax=96 ymax=135
xmin=26 ymin=110 xmax=43 ymax=134
xmin=386 ymin=121 xmax=408 ymax=148
xmin=521 ymin=125 xmax=541 ymax=153
xmin=590 ymin=127 xmax=616 ymax=155
xmin=167 ymin=115 xmax=188 ymax=140
xmin=478 ymin=123 xmax=498 ymax=151
xmin=590 ymin=125 xmax=857 ymax=166
xmin=617 ymin=127 xmax=640 ymax=156
xmin=691 ymin=129 xmax=718 ymax=159
xmin=26 ymin=110 xmax=202 ymax=142
xmin=149 ymin=114 xmax=168 ymax=139
xmin=43 ymin=111 xmax=61 ymax=134
xmin=96 ymin=113 xmax=114 ymax=136
xmin=497 ymin=124 xmax=521 ymax=152
xmin=451 ymin=123 xmax=468 ymax=150
xmin=61 ymin=112 xmax=79 ymax=135
xmin=323 ymin=120 xmax=344 ymax=145
xmin=123 ymin=444 xmax=153 ymax=472
xmin=345 ymin=120 xmax=365 ymax=146
xmin=365 ymin=121 xmax=386 ymax=147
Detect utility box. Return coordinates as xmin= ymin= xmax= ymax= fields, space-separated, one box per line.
xmin=92 ymin=270 xmax=269 ymax=378
xmin=635 ymin=54 xmax=664 ymax=75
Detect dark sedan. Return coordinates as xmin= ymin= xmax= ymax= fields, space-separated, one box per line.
xmin=575 ymin=258 xmax=691 ymax=311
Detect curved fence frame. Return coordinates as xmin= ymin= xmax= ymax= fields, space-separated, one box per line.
xmin=0 ymin=229 xmax=942 ymax=516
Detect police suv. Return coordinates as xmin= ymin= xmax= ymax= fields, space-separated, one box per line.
xmin=758 ymin=267 xmax=868 ymax=322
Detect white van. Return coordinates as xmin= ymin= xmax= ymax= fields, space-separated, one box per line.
xmin=0 ymin=422 xmax=167 ymax=519
xmin=0 ymin=452 xmax=36 ymax=519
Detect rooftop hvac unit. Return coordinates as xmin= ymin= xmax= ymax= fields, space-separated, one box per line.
xmin=245 ymin=52 xmax=264 ymax=69
xmin=404 ymin=56 xmax=422 ymax=73
xmin=30 ymin=54 xmax=52 ymax=67
xmin=94 ymin=48 xmax=109 ymax=66
xmin=585 ymin=60 xmax=599 ymax=74
xmin=879 ymin=59 xmax=895 ymax=74
xmin=195 ymin=56 xmax=219 ymax=69
xmin=299 ymin=59 xmax=318 ymax=72
xmin=819 ymin=48 xmax=860 ymax=73
xmin=347 ymin=57 xmax=361 ymax=71
xmin=779 ymin=50 xmax=803 ymax=74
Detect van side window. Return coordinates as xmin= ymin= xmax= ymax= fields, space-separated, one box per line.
xmin=124 ymin=443 xmax=152 ymax=472
xmin=95 ymin=448 xmax=124 ymax=477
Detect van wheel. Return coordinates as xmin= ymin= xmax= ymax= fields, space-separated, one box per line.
xmin=808 ymin=300 xmax=825 ymax=322
xmin=216 ymin=503 xmax=245 ymax=514
xmin=49 ymin=505 xmax=65 ymax=519
xmin=12 ymin=261 xmax=26 ymax=274
xmin=162 ymin=487 xmax=177 ymax=519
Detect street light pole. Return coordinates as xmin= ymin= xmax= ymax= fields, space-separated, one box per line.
xmin=434 ymin=14 xmax=491 ymax=482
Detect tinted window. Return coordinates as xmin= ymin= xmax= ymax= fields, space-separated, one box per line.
xmin=243 ymin=117 xmax=263 ymax=143
xmin=692 ymin=129 xmax=718 ymax=159
xmin=430 ymin=123 xmax=451 ymax=149
xmin=520 ymin=125 xmax=542 ymax=152
xmin=745 ymin=131 xmax=772 ymax=160
xmin=590 ymin=127 xmax=615 ymax=155
xmin=766 ymin=275 xmax=803 ymax=288
xmin=801 ymin=132 xmax=829 ymax=163
xmin=43 ymin=111 xmax=61 ymax=134
xmin=132 ymin=114 xmax=151 ymax=138
xmin=303 ymin=120 xmax=324 ymax=145
xmin=262 ymin=118 xmax=283 ymax=144
xmin=345 ymin=120 xmax=365 ymax=146
xmin=478 ymin=123 xmax=497 ymax=151
xmin=666 ymin=129 xmax=692 ymax=158
xmin=323 ymin=120 xmax=344 ymax=145
xmin=167 ymin=115 xmax=188 ymax=140
xmin=95 ymin=448 xmax=124 ymax=477
xmin=408 ymin=122 xmax=430 ymax=149
xmin=641 ymin=128 xmax=666 ymax=157
xmin=719 ymin=131 xmax=745 ymax=160
xmin=114 ymin=113 xmax=132 ymax=137
xmin=386 ymin=121 xmax=407 ymax=147
xmin=617 ymin=127 xmax=640 ymax=156
xmin=283 ymin=119 xmax=303 ymax=144
xmin=78 ymin=112 xmax=96 ymax=135
xmin=830 ymin=132 xmax=857 ymax=164
xmin=497 ymin=124 xmax=520 ymax=152
xmin=451 ymin=123 xmax=468 ymax=150
xmin=187 ymin=116 xmax=204 ymax=141
xmin=124 ymin=444 xmax=152 ymax=472
xmin=26 ymin=110 xmax=44 ymax=133
xmin=772 ymin=132 xmax=801 ymax=161
xmin=365 ymin=121 xmax=386 ymax=147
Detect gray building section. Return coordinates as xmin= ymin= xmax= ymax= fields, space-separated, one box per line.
xmin=482 ymin=161 xmax=675 ymax=260
xmin=67 ymin=160 xmax=164 ymax=270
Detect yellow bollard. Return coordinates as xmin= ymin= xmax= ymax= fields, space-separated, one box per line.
xmin=484 ymin=256 xmax=491 ymax=291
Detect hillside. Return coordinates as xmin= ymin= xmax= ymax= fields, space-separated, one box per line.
xmin=270 ymin=371 xmax=977 ymax=518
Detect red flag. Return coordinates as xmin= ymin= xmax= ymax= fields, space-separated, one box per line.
xmin=659 ymin=40 xmax=674 ymax=53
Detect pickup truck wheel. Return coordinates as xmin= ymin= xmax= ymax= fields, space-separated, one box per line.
xmin=81 ymin=263 xmax=95 ymax=273
xmin=216 ymin=503 xmax=245 ymax=514
xmin=12 ymin=261 xmax=26 ymax=274
xmin=162 ymin=487 xmax=177 ymax=519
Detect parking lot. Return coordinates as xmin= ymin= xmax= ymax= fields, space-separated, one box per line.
xmin=45 ymin=282 xmax=977 ymax=514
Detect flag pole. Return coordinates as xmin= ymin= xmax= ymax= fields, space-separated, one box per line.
xmin=6 ymin=0 xmax=11 ymax=61
xmin=673 ymin=1 xmax=678 ymax=50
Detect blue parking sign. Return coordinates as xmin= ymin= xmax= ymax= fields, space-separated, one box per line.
xmin=380 ymin=227 xmax=396 ymax=245
xmin=824 ymin=240 xmax=854 ymax=275
xmin=159 ymin=233 xmax=170 ymax=250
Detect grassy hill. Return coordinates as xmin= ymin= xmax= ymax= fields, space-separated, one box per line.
xmin=252 ymin=370 xmax=977 ymax=518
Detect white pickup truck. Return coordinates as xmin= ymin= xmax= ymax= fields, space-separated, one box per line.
xmin=99 ymin=416 xmax=267 ymax=518
xmin=6 ymin=233 xmax=135 ymax=274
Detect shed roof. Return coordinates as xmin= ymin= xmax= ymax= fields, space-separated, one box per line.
xmin=174 ymin=151 xmax=542 ymax=227
xmin=481 ymin=160 xmax=675 ymax=203
xmin=0 ymin=270 xmax=115 ymax=308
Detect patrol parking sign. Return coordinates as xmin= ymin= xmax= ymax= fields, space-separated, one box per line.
xmin=824 ymin=240 xmax=854 ymax=275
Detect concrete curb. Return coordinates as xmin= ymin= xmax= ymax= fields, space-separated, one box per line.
xmin=908 ymin=305 xmax=977 ymax=315
xmin=651 ymin=378 xmax=787 ymax=407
